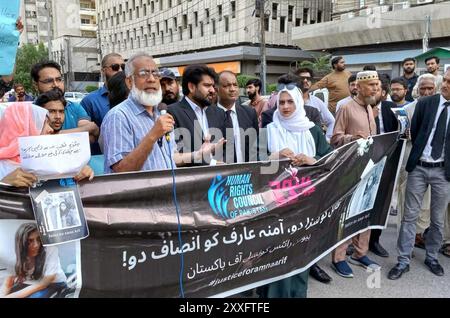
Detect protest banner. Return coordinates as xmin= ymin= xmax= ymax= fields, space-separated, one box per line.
xmin=0 ymin=132 xmax=402 ymax=298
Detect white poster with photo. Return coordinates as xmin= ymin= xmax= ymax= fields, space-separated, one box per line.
xmin=0 ymin=220 xmax=82 ymax=298
xmin=29 ymin=179 xmax=89 ymax=247
xmin=18 ymin=132 xmax=90 ymax=180
xmin=346 ymin=157 xmax=387 ymax=220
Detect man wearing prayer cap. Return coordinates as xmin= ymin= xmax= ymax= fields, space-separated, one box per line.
xmin=330 ymin=70 xmax=381 ymax=279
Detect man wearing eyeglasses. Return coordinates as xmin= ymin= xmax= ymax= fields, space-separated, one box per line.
xmin=30 ymin=61 xmax=99 ymax=141
xmin=295 ymin=67 xmax=335 ymax=141
xmin=100 ymin=53 xmax=180 ymax=174
xmin=81 ymin=53 xmax=125 ymax=155
xmin=81 ymin=53 xmax=124 ymax=129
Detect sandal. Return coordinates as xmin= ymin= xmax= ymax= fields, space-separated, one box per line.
xmin=441 ymin=244 xmax=450 ymax=258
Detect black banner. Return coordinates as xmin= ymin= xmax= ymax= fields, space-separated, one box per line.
xmin=0 ymin=133 xmax=402 ymax=298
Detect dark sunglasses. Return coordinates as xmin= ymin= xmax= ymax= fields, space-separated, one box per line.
xmin=276 ymin=83 xmax=298 ymax=91
xmin=299 ymin=76 xmax=312 ymax=82
xmin=106 ymin=63 xmax=126 ymax=71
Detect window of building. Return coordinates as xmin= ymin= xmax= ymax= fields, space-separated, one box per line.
xmin=200 ymin=22 xmax=204 ymax=37
xmin=225 ymin=16 xmax=229 ymax=32
xmin=159 ymin=0 xmax=163 ymax=11
xmin=280 ymin=16 xmax=285 ymax=32
xmin=161 ymin=31 xmax=164 ymax=44
xmin=318 ymin=10 xmax=322 ymax=23
xmin=178 ymin=26 xmax=182 ymax=40
xmin=303 ymin=8 xmax=309 ymax=24
xmin=170 ymin=29 xmax=173 ymax=42
xmin=151 ymin=1 xmax=154 ymax=13
xmin=231 ymin=2 xmax=236 ymax=18
xmin=212 ymin=19 xmax=216 ymax=35
xmin=194 ymin=11 xmax=198 ymax=27
xmin=218 ymin=5 xmax=222 ymax=21
xmin=359 ymin=0 xmax=365 ymax=8
xmin=136 ymin=7 xmax=140 ymax=18
xmin=288 ymin=5 xmax=294 ymax=22
xmin=264 ymin=15 xmax=269 ymax=31
xmin=295 ymin=18 xmax=301 ymax=26
xmin=173 ymin=17 xmax=177 ymax=28
xmin=183 ymin=14 xmax=187 ymax=29
xmin=205 ymin=8 xmax=210 ymax=24
xmin=189 ymin=24 xmax=192 ymax=39
xmin=272 ymin=3 xmax=278 ymax=20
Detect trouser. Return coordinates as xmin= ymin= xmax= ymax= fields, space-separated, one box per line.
xmin=258 ymin=270 xmax=309 ymax=298
xmin=397 ymin=166 xmax=449 ymax=265
xmin=398 ymin=169 xmax=431 ymax=234
xmin=369 ymin=229 xmax=382 ymax=245
xmin=332 ymin=230 xmax=371 ymax=262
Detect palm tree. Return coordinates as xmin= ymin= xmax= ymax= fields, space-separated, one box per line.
xmin=297 ymin=55 xmax=332 ymax=78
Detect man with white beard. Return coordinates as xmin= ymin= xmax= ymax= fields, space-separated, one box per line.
xmin=100 ymin=53 xmax=178 ymax=174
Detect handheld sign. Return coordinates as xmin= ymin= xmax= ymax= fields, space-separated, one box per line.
xmin=0 ymin=0 xmax=20 ymax=75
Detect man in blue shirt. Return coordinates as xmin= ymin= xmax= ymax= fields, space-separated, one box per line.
xmin=100 ymin=53 xmax=178 ymax=174
xmin=81 ymin=53 xmax=124 ymax=155
xmin=81 ymin=53 xmax=124 ymax=128
xmin=30 ymin=61 xmax=99 ymax=140
xmin=8 ymin=83 xmax=34 ymax=102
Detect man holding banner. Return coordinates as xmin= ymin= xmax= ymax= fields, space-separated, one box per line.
xmin=330 ymin=71 xmax=381 ymax=278
xmin=389 ymin=69 xmax=450 ymax=280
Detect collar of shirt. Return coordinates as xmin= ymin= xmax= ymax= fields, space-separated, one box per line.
xmin=99 ymin=85 xmax=109 ymax=96
xmin=128 ymin=95 xmax=158 ymax=118
xmin=251 ymin=97 xmax=263 ymax=107
xmin=217 ymin=103 xmax=236 ymax=113
xmin=186 ymin=96 xmax=208 ymax=114
xmin=439 ymin=95 xmax=450 ymax=107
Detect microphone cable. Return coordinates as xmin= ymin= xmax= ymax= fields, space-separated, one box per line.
xmin=161 ymin=128 xmax=186 ymax=298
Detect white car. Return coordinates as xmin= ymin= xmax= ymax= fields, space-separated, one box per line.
xmin=64 ymin=92 xmax=85 ymax=104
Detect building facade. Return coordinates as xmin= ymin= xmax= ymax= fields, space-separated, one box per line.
xmin=19 ymin=0 xmax=100 ymax=91
xmin=97 ymin=0 xmax=332 ymax=82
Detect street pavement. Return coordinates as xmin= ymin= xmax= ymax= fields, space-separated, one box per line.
xmin=308 ymin=214 xmax=450 ymax=298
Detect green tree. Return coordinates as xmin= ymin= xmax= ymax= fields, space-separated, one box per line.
xmin=298 ymin=55 xmax=332 ymax=78
xmin=14 ymin=43 xmax=49 ymax=94
xmin=237 ymin=74 xmax=257 ymax=88
xmin=85 ymin=85 xmax=98 ymax=93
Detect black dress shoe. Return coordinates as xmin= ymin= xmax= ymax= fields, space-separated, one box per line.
xmin=388 ymin=263 xmax=409 ymax=280
xmin=369 ymin=242 xmax=389 ymax=258
xmin=424 ymin=259 xmax=444 ymax=276
xmin=310 ymin=264 xmax=332 ymax=284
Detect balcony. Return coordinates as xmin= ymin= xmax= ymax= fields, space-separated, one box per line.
xmin=80 ymin=23 xmax=97 ymax=32
xmin=80 ymin=8 xmax=96 ymax=16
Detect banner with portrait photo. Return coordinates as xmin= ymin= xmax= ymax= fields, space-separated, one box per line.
xmin=0 ymin=132 xmax=403 ymax=298
xmin=0 ymin=220 xmax=82 ymax=298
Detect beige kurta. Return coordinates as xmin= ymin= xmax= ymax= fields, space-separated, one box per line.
xmin=331 ymin=98 xmax=377 ymax=148
xmin=310 ymin=70 xmax=352 ymax=113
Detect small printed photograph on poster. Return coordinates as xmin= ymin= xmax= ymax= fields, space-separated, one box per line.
xmin=0 ymin=220 xmax=82 ymax=298
xmin=346 ymin=156 xmax=387 ymax=221
xmin=29 ymin=178 xmax=89 ymax=246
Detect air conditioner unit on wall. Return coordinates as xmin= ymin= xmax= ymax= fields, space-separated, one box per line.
xmin=416 ymin=0 xmax=433 ymax=5
xmin=393 ymin=1 xmax=411 ymax=10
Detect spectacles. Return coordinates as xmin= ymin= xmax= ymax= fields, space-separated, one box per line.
xmin=134 ymin=69 xmax=162 ymax=80
xmin=299 ymin=76 xmax=312 ymax=82
xmin=276 ymin=83 xmax=298 ymax=91
xmin=39 ymin=77 xmax=64 ymax=85
xmin=105 ymin=63 xmax=126 ymax=71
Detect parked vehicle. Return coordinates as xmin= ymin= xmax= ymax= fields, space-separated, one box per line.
xmin=64 ymin=92 xmax=85 ymax=104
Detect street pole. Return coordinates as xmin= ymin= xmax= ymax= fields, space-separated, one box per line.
xmin=259 ymin=0 xmax=267 ymax=95
xmin=423 ymin=15 xmax=431 ymax=53
xmin=45 ymin=0 xmax=52 ymax=59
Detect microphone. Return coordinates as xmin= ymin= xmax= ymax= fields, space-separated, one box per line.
xmin=157 ymin=103 xmax=171 ymax=146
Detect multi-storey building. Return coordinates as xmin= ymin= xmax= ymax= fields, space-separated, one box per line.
xmin=293 ymin=0 xmax=450 ymax=76
xmin=97 ymin=0 xmax=332 ymax=82
xmin=20 ymin=0 xmax=100 ymax=90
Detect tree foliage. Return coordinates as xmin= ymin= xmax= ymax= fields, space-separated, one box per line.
xmin=298 ymin=55 xmax=332 ymax=77
xmin=14 ymin=43 xmax=49 ymax=94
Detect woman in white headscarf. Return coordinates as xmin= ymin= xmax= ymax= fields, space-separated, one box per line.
xmin=0 ymin=103 xmax=94 ymax=187
xmin=267 ymin=84 xmax=332 ymax=166
xmin=261 ymin=84 xmax=333 ymax=298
